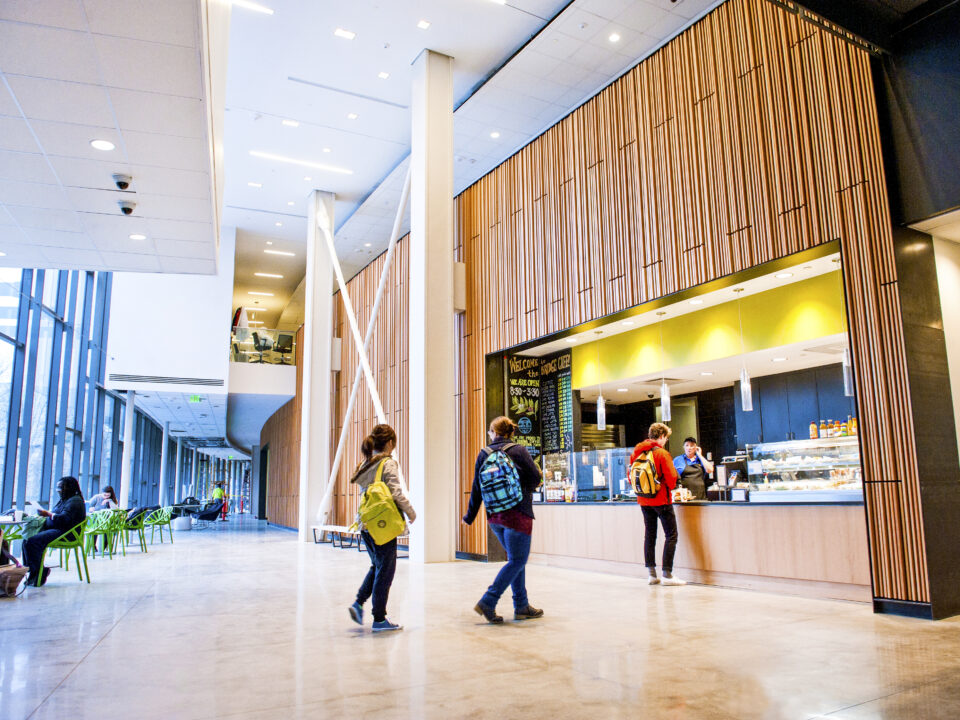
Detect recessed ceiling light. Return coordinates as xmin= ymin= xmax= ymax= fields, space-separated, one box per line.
xmin=254 ymin=272 xmax=283 ymax=278
xmin=617 ymin=388 xmax=628 ymax=392
xmin=248 ymin=320 xmax=264 ymax=325
xmin=248 ymin=182 xmax=262 ymax=188
xmin=0 ymin=251 xmax=6 ymax=257
xmin=490 ymin=131 xmax=500 ymax=139
xmin=609 ymin=32 xmax=621 ymax=42
xmin=322 ymin=148 xmax=331 ymax=153
xmin=621 ymin=320 xmax=634 ymax=326
xmin=378 ymin=71 xmax=390 ymax=80
xmin=304 ymin=176 xmax=312 ymax=181
xmin=364 ymin=243 xmax=372 ymax=247
xmin=275 ymin=222 xmax=282 ymax=227
xmin=772 ymin=357 xmax=788 ymax=362
xmin=689 ymin=299 xmax=703 ymax=305
xmin=489 ymin=0 xmax=506 ymax=4
xmin=90 ymin=139 xmax=115 ymax=151
xmin=333 ymin=27 xmax=356 ymax=40
xmin=775 ymin=272 xmax=793 ymax=279
xmin=287 ymin=201 xmax=294 ymax=206
xmin=347 ymin=112 xmax=358 ymax=120
xmin=249 ymin=150 xmax=353 ymax=175
xmin=417 ymin=19 xmax=431 ymax=30
xmin=128 ymin=233 xmax=146 ymax=241
xmin=249 ymin=291 xmax=274 ymax=296
xmin=266 ymin=240 xmax=273 ymax=245
xmin=281 ymin=119 xmax=299 ymax=128
xmin=264 ymin=249 xmax=295 ymax=257
xmin=232 ymin=0 xmax=274 ymax=14
xmin=700 ymin=371 xmax=714 ymax=376
xmin=565 ymin=338 xmax=577 ymax=344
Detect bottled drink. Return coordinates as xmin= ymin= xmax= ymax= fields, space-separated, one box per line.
xmin=819 ymin=420 xmax=827 ymax=437
xmin=834 ymin=419 xmax=841 ymax=437
xmin=809 ymin=421 xmax=818 ymax=439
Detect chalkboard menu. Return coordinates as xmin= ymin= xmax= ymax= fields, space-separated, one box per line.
xmin=540 ymin=350 xmax=573 ymax=454
xmin=507 ymin=355 xmax=541 ymax=461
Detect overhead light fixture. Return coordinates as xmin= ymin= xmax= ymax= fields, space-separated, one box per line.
xmin=304 ymin=176 xmax=312 ymax=181
xmin=264 ymin=249 xmax=295 ymax=256
xmin=609 ymin=32 xmax=621 ymax=42
xmin=254 ymin=272 xmax=283 ymax=278
xmin=489 ymin=0 xmax=507 ymax=4
xmin=775 ymin=272 xmax=793 ymax=279
xmin=417 ymin=19 xmax=431 ymax=29
xmin=275 ymin=221 xmax=282 ymax=227
xmin=660 ymin=380 xmax=671 ymax=422
xmin=490 ymin=131 xmax=500 ymax=139
xmin=248 ymin=320 xmax=264 ymax=325
xmin=322 ymin=148 xmax=331 ymax=153
xmin=347 ymin=112 xmax=358 ymax=120
xmin=621 ymin=320 xmax=634 ymax=326
xmin=772 ymin=357 xmax=788 ymax=362
xmin=128 ymin=233 xmax=146 ymax=241
xmin=597 ymin=393 xmax=606 ymax=431
xmin=700 ymin=371 xmax=714 ymax=376
xmin=364 ymin=242 xmax=372 ymax=247
xmin=689 ymin=299 xmax=703 ymax=305
xmin=266 ymin=240 xmax=273 ymax=245
xmin=734 ymin=288 xmax=752 ymax=412
xmin=249 ymin=291 xmax=274 ymax=296
xmin=378 ymin=71 xmax=390 ymax=80
xmin=565 ymin=338 xmax=577 ymax=344
xmin=249 ymin=150 xmax=353 ymax=175
xmin=842 ymin=347 xmax=855 ymax=397
xmin=281 ymin=119 xmax=299 ymax=128
xmin=232 ymin=0 xmax=274 ymax=14
xmin=333 ymin=27 xmax=356 ymax=40
xmin=90 ymin=139 xmax=115 ymax=151
xmin=287 ymin=201 xmax=294 ymax=206
xmin=617 ymin=388 xmax=628 ymax=393
xmin=248 ymin=182 xmax=262 ymax=188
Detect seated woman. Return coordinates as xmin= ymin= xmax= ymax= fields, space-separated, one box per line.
xmin=87 ymin=485 xmax=118 ymax=511
xmin=22 ymin=476 xmax=87 ymax=587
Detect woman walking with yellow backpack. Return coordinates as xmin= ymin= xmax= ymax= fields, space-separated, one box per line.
xmin=348 ymin=424 xmax=416 ymax=633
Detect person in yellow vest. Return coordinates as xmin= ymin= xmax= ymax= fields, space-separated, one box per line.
xmin=211 ymin=482 xmax=227 ymax=521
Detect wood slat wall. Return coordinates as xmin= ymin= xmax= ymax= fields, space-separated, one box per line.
xmin=261 ymin=326 xmax=304 ymax=529
xmin=325 ymin=0 xmax=927 ymax=602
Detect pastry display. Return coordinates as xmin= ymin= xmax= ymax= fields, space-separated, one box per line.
xmin=746 ymin=437 xmax=862 ymax=499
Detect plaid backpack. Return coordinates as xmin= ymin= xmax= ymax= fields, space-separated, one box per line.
xmin=479 ymin=444 xmax=523 ymax=513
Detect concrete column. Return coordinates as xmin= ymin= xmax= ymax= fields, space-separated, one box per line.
xmin=298 ymin=190 xmax=335 ymax=542
xmin=409 ymin=49 xmax=456 ymax=563
xmin=158 ymin=421 xmax=170 ymax=506
xmin=118 ymin=390 xmax=136 ymax=510
xmin=191 ymin=449 xmax=199 ymax=498
xmin=250 ymin=444 xmax=261 ymax=519
xmin=173 ymin=438 xmax=183 ymax=503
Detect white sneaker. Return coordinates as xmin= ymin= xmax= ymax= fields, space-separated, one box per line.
xmin=661 ymin=576 xmax=687 ymax=586
xmin=647 ymin=576 xmax=660 ymax=585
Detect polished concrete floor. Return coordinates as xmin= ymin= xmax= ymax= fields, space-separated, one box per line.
xmin=3 ymin=517 xmax=960 ymax=720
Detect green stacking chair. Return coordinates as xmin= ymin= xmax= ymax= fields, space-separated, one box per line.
xmin=39 ymin=519 xmax=89 ymax=585
xmin=107 ymin=508 xmax=128 ymax=556
xmin=124 ymin=511 xmax=148 ymax=553
xmin=145 ymin=506 xmax=174 ymax=544
xmin=83 ymin=510 xmax=111 ymax=558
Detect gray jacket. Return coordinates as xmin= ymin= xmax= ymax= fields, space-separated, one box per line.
xmin=350 ymin=455 xmax=416 ymax=524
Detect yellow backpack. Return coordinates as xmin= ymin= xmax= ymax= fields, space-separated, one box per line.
xmin=629 ymin=450 xmax=662 ymax=498
xmin=353 ymin=460 xmax=406 ymax=545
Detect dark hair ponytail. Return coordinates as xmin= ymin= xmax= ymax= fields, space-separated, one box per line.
xmin=361 ymin=424 xmax=397 ymax=460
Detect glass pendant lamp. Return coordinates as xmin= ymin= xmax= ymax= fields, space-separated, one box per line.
xmin=657 ymin=312 xmax=671 ymax=421
xmin=735 ymin=289 xmax=753 ymax=412
xmin=594 ymin=330 xmax=606 ymax=430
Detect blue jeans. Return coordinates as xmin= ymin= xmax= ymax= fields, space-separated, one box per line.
xmin=481 ymin=524 xmax=531 ymax=611
xmin=357 ymin=531 xmax=397 ymax=623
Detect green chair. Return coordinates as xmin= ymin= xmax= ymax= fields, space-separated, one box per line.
xmin=107 ymin=508 xmax=129 ymax=556
xmin=124 ymin=511 xmax=148 ymax=553
xmin=145 ymin=506 xmax=174 ymax=544
xmin=39 ymin=519 xmax=89 ymax=585
xmin=84 ymin=510 xmax=113 ymax=559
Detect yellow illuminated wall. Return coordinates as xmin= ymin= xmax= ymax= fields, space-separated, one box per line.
xmin=572 ymin=271 xmax=846 ymax=388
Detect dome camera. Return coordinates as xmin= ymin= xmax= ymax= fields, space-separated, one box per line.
xmin=647 ymin=393 xmax=655 ymax=399
xmin=112 ymin=173 xmax=132 ymax=190
xmin=118 ymin=200 xmax=136 ymax=216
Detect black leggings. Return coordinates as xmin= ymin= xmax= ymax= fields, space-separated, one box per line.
xmin=356 ymin=531 xmax=397 ymax=622
xmin=642 ymin=505 xmax=678 ymax=572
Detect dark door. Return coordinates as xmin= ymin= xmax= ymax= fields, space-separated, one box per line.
xmin=787 ymin=369 xmax=820 ymax=440
xmin=257 ymin=445 xmax=269 ymax=520
xmin=815 ymin=364 xmax=856 ymax=427
xmin=734 ymin=379 xmax=763 ymax=449
xmin=759 ymin=374 xmax=791 ymax=442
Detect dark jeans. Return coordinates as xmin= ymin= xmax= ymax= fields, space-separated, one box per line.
xmin=23 ymin=529 xmax=62 ymax=582
xmin=356 ymin=530 xmax=397 ymax=622
xmin=481 ymin=524 xmax=531 ymax=611
xmin=642 ymin=504 xmax=678 ymax=572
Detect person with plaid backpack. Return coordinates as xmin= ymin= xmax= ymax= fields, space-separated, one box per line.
xmin=463 ymin=416 xmax=543 ymax=624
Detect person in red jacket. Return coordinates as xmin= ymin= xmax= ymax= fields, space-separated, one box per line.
xmin=629 ymin=422 xmax=685 ymax=586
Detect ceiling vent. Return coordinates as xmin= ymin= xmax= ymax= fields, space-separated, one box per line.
xmin=109 ymin=374 xmax=225 ymax=387
xmin=804 ymin=343 xmax=846 ymax=355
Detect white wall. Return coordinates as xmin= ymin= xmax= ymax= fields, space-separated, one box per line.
xmin=934 ymin=237 xmax=960 ymax=459
xmin=106 ymin=228 xmax=236 ymax=394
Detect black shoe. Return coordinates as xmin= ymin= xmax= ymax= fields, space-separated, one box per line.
xmin=514 ymin=605 xmax=544 ymax=620
xmin=38 ymin=567 xmax=51 ymax=587
xmin=474 ymin=602 xmax=504 ymax=624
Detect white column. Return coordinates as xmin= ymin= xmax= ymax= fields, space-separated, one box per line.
xmin=409 ymin=49 xmax=456 ymax=563
xmin=158 ymin=421 xmax=170 ymax=506
xmin=250 ymin=444 xmax=261 ymax=519
xmin=173 ymin=438 xmax=183 ymax=503
xmin=118 ymin=390 xmax=137 ymax=510
xmin=191 ymin=449 xmax=199 ymax=498
xmin=298 ymin=190 xmax=335 ymax=542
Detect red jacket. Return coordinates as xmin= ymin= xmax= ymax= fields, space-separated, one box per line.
xmin=629 ymin=440 xmax=679 ymax=506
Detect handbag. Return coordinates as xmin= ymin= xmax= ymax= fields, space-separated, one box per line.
xmin=0 ymin=565 xmax=28 ymax=597
xmin=352 ymin=460 xmax=406 ymax=545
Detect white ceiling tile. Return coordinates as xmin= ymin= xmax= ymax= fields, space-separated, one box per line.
xmin=553 ymin=8 xmax=608 ymax=41
xmin=6 ymin=77 xmax=115 ymax=127
xmin=45 ymin=156 xmax=133 ymax=190
xmin=0 ymin=116 xmax=41 ymax=153
xmin=154 ymin=239 xmax=214 ymax=260
xmin=94 ymin=36 xmax=202 ymax=98
xmin=0 ymin=179 xmax=75 ymax=210
xmin=65 ymin=187 xmax=138 ymax=217
xmin=123 ymin=131 xmax=206 ymax=172
xmin=0 ymin=206 xmax=15 ymax=226
xmin=99 ymin=250 xmax=161 ymax=272
xmin=6 ymin=205 xmax=84 ymax=232
xmin=136 ymin=194 xmax=212 ymax=223
xmin=83 ymin=0 xmax=199 ymax=48
xmin=645 ymin=10 xmax=687 ymax=40
xmin=159 ymin=256 xmax=215 ymax=274
xmin=0 ymin=24 xmax=100 ymax=83
xmin=23 ymin=228 xmax=96 ymax=250
xmin=146 ymin=219 xmax=213 ymax=244
xmin=92 ymin=232 xmax=156 ymax=253
xmin=614 ymin=1 xmax=670 ymax=34
xmin=30 ymin=120 xmax=126 ymax=162
xmin=531 ymin=31 xmax=585 ymax=61
xmin=0 ymin=81 xmax=19 ymax=116
xmin=110 ymin=89 xmax=204 ymax=138
xmin=0 ymin=1 xmax=88 ymax=31
xmin=0 ymin=150 xmax=58 ymax=185
xmin=79 ymin=212 xmax=148 ymax=244
xmin=130 ymin=166 xmax=210 ymax=200
xmin=617 ymin=32 xmax=661 ymax=62
xmin=579 ymin=0 xmax=635 ymax=20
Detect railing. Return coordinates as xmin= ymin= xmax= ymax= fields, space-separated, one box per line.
xmin=230 ymin=327 xmax=297 ymax=365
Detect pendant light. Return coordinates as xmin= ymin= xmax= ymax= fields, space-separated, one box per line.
xmin=594 ymin=330 xmax=606 ymax=430
xmin=835 ymin=259 xmax=855 ymax=397
xmin=735 ymin=288 xmax=753 ymax=412
xmin=657 ymin=312 xmax=671 ymax=422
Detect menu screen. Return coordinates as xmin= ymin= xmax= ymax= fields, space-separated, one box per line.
xmin=507 ymin=355 xmax=542 ymax=462
xmin=540 ymin=350 xmax=573 ymax=454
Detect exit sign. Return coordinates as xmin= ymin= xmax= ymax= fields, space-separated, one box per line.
xmin=189 ymin=395 xmax=201 ymax=403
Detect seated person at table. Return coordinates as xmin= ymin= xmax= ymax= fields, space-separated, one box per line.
xmin=673 ymin=437 xmax=714 ymax=501
xmin=87 ymin=485 xmax=118 ymax=511
xmin=22 ymin=476 xmax=87 ymax=587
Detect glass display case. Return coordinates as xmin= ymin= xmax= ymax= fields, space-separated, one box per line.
xmin=537 ymin=448 xmax=634 ymax=503
xmin=744 ymin=436 xmax=863 ymax=503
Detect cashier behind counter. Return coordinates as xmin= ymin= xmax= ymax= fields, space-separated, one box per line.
xmin=673 ymin=437 xmax=714 ymax=501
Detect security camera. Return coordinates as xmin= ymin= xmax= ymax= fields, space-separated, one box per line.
xmin=112 ymin=173 xmax=132 ymax=190
xmin=118 ymin=200 xmax=136 ymax=216
xmin=647 ymin=393 xmax=655 ymax=399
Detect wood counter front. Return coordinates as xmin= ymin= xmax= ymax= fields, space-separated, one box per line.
xmin=528 ymin=503 xmax=872 ymax=602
